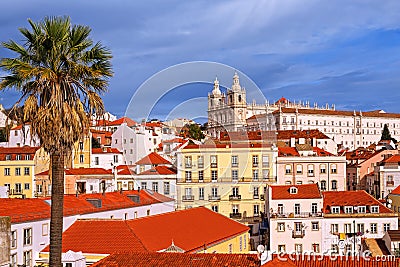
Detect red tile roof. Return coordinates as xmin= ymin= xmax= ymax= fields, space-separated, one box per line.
xmin=391 ymin=185 xmax=400 ymax=195
xmin=262 ymin=257 xmax=297 ymax=267
xmin=313 ymin=147 xmax=333 ymax=156
xmin=0 ymin=146 xmax=39 ymax=160
xmin=163 ymin=138 xmax=187 ymax=144
xmin=91 ymin=252 xmax=260 ymax=267
xmin=139 ymin=166 xmax=177 ymax=175
xmin=271 ymin=184 xmax=322 ymax=200
xmin=144 ymin=122 xmax=164 ymax=128
xmin=92 ymin=148 xmax=122 ymax=154
xmin=277 ymin=129 xmax=330 ymax=140
xmin=126 ymin=207 xmax=249 ymax=253
xmin=323 ymin=191 xmax=393 ymax=214
xmin=135 ymin=152 xmax=171 ymax=165
xmin=11 ymin=125 xmax=23 ymax=130
xmin=278 ymin=147 xmax=300 ymax=156
xmin=116 ymin=165 xmax=135 ymax=175
xmin=382 ymin=155 xmax=400 ymax=163
xmin=263 ymin=254 xmax=400 ymax=266
xmin=275 ymin=97 xmax=291 ymax=105
xmin=218 ymin=131 xmax=277 ymax=143
xmin=107 ymin=117 xmax=137 ymax=127
xmin=41 ymin=207 xmax=249 ymax=255
xmin=0 ymin=190 xmax=173 ymax=224
xmin=43 ymin=220 xmax=147 ymax=254
xmin=36 ymin=168 xmax=113 ymax=176
xmin=183 ymin=143 xmax=271 ymax=150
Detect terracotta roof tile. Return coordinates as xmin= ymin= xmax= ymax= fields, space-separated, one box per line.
xmin=323 ymin=191 xmax=394 ymax=214
xmin=391 ymin=185 xmax=400 ymax=195
xmin=0 ymin=146 xmax=39 ymax=160
xmin=277 ymin=129 xmax=330 ymax=140
xmin=271 ymin=184 xmax=321 ymax=200
xmin=139 ymin=166 xmax=177 ymax=175
xmin=36 ymin=168 xmax=113 ymax=176
xmin=92 ymin=148 xmax=122 ymax=154
xmin=278 ymin=147 xmax=300 ymax=156
xmin=116 ymin=165 xmax=135 ymax=175
xmin=135 ymin=152 xmax=171 ymax=165
xmin=91 ymin=252 xmax=260 ymax=267
xmin=382 ymin=155 xmax=400 ymax=163
xmin=107 ymin=117 xmax=137 ymax=127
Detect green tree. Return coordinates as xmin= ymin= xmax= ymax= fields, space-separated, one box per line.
xmin=381 ymin=124 xmax=397 ymax=143
xmin=0 ymin=16 xmax=112 ymax=266
xmin=187 ymin=123 xmax=204 ymax=141
xmin=0 ymin=127 xmax=7 ymax=142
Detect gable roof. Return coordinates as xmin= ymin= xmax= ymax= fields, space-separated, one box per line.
xmin=0 ymin=190 xmax=173 ymax=224
xmin=322 ymin=190 xmax=393 ymax=214
xmin=390 ymin=185 xmax=400 ymax=195
xmin=91 ymin=252 xmax=260 ymax=267
xmin=135 ymin=152 xmax=171 ymax=165
xmin=277 ymin=129 xmax=330 ymax=140
xmin=138 ymin=166 xmax=177 ymax=175
xmin=92 ymin=148 xmax=122 ymax=154
xmin=278 ymin=147 xmax=299 ymax=156
xmin=107 ymin=117 xmax=137 ymax=127
xmin=271 ymin=184 xmax=321 ymax=200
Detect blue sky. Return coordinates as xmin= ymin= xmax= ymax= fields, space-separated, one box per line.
xmin=1 ymin=0 xmax=400 ymax=122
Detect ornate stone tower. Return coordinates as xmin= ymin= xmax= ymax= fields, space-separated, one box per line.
xmin=226 ymin=72 xmax=247 ymax=129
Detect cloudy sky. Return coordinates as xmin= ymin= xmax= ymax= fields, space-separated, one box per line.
xmin=1 ymin=0 xmax=400 ymax=122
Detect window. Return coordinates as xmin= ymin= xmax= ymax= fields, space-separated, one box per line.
xmin=294 ymin=204 xmax=301 ymax=215
xmin=320 ymin=180 xmax=327 ymax=191
xmin=278 ymin=222 xmax=285 ymax=232
xmin=252 ymin=169 xmax=259 ymax=181
xmin=11 ymin=230 xmax=17 ymax=248
xmin=285 ymin=164 xmax=292 ymax=174
xmin=262 ymin=155 xmax=269 ymax=167
xmin=344 ymin=223 xmax=352 ymax=234
xmin=253 ymin=187 xmax=259 ymax=198
xmin=384 ymin=223 xmax=390 ymax=232
xmin=371 ymin=206 xmax=379 ymax=213
xmin=320 ymin=164 xmax=326 ymax=174
xmin=307 ymin=164 xmax=314 ymax=176
xmin=232 ymin=170 xmax=238 ymax=181
xmin=4 ymin=168 xmax=10 ymax=176
xmin=113 ymin=155 xmax=119 ymax=163
xmin=357 ymin=223 xmax=364 ymax=234
xmin=210 ymin=155 xmax=217 ymax=168
xmin=211 ymin=187 xmax=218 ymax=197
xmin=141 ymin=182 xmax=147 ymax=190
xmin=331 ymin=180 xmax=337 ymax=190
xmin=152 ymin=182 xmax=158 ymax=192
xmin=331 ymin=224 xmax=339 ymax=234
xmin=295 ymin=244 xmax=303 ymax=254
xmin=23 ymin=250 xmax=32 ymax=267
xmin=163 ymin=182 xmax=170 ymax=195
xmin=331 ymin=164 xmax=337 ymax=174
xmin=185 ymin=156 xmax=192 ymax=168
xmin=24 ymin=183 xmax=30 ymax=190
xmin=198 ymin=170 xmax=204 ymax=182
xmin=25 ymin=155 xmax=31 ymax=160
xmin=16 ymin=155 xmax=22 ymax=160
xmin=36 ymin=184 xmax=43 ymax=194
xmin=11 ymin=253 xmax=17 ymax=267
xmin=5 ymin=155 xmax=11 ymax=161
xmin=278 ymin=245 xmax=286 ymax=253
xmin=296 ymin=165 xmax=302 ymax=174
xmin=312 ymin=244 xmax=320 ymax=253
xmin=23 ymin=228 xmax=32 ymax=245
xmin=232 ymin=204 xmax=239 ymax=214
xmin=344 ymin=206 xmax=353 ymax=214
xmin=185 ymin=171 xmax=192 ymax=182
xmin=211 ymin=170 xmax=218 ymax=182
xmin=197 ymin=156 xmax=204 ymax=168
xmin=94 ymin=157 xmax=99 ymax=165
xmin=331 ymin=206 xmax=340 ymax=214
xmin=254 ymin=204 xmax=260 ymax=216
xmin=199 ymin=188 xmax=204 ymax=200
xmin=312 ymin=222 xmax=319 ymax=231
xmin=290 ymin=187 xmax=298 ymax=194
xmin=15 ymin=183 xmax=22 ymax=194
xmin=331 ymin=244 xmax=339 ymax=254
xmin=252 ymin=155 xmax=259 ymax=167
xmin=212 ymin=205 xmax=218 ymax=212
xmin=311 ymin=203 xmax=318 ymax=214
xmin=262 ymin=169 xmax=269 ymax=180
xmin=232 ymin=187 xmax=239 ymax=197
xmin=277 ymin=204 xmax=284 ymax=214
xmin=15 ymin=168 xmax=21 ymax=176
xmin=239 ymin=236 xmax=243 ymax=251
xmin=231 ymin=155 xmax=238 ymax=167
xmin=370 ymin=223 xmax=377 ymax=234
xmin=79 ymin=154 xmax=84 ymax=163
xmin=42 ymin=223 xmax=48 ymax=236
xmin=79 ymin=141 xmax=84 ymax=150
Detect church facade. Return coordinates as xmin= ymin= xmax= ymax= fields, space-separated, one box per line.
xmin=207 ymin=73 xmax=400 ymax=150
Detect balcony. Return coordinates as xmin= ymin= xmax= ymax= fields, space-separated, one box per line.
xmin=182 ymin=195 xmax=194 ymax=202
xmin=270 ymin=212 xmax=323 ymax=219
xmin=229 ymin=195 xmax=241 ymax=201
xmin=208 ymin=195 xmax=221 ymax=201
xmin=387 ymin=181 xmax=395 ymax=187
xmin=292 ymin=230 xmax=305 ymax=238
xmin=230 ymin=213 xmax=242 ymax=219
xmin=9 ymin=189 xmax=24 ymax=196
xmin=253 ymin=195 xmax=259 ymax=199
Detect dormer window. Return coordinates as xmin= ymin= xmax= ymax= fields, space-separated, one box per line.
xmin=331 ymin=206 xmax=340 ymax=214
xmin=371 ymin=206 xmax=379 ymax=213
xmin=289 ymin=187 xmax=298 ymax=194
xmin=344 ymin=206 xmax=353 ymax=214
xmin=16 ymin=155 xmax=21 ymax=160
xmin=357 ymin=206 xmax=366 ymax=213
xmin=5 ymin=155 xmax=11 ymax=161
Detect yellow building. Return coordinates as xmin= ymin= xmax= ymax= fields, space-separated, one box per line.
xmin=0 ymin=146 xmax=39 ymax=198
xmin=69 ymin=132 xmax=92 ymax=168
xmin=176 ymin=142 xmax=278 ymax=221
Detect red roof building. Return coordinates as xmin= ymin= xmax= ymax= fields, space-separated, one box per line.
xmin=135 ymin=152 xmax=171 ymax=165
xmin=270 ymin=184 xmax=322 ymax=200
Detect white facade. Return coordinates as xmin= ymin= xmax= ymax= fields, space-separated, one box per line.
xmin=7 ymin=125 xmax=40 ymax=148
xmin=90 ymin=148 xmax=122 ymax=170
xmin=7 ymin=192 xmax=174 ymax=266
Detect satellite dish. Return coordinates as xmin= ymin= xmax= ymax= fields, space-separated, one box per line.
xmin=387 ymin=204 xmax=392 ymax=208
xmin=388 ymin=199 xmax=393 ymax=204
xmin=257 ymin=244 xmax=265 ymax=254
xmin=338 ymin=240 xmax=345 ymax=249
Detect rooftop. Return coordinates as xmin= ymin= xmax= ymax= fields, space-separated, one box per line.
xmin=139 ymin=165 xmax=177 ymax=175
xmin=92 ymin=148 xmax=122 ymax=154
xmin=270 ymin=184 xmax=322 ymax=200
xmin=91 ymin=252 xmax=260 ymax=267
xmin=135 ymin=152 xmax=171 ymax=165
xmin=36 ymin=168 xmax=113 ymax=176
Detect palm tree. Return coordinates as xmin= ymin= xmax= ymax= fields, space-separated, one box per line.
xmin=0 ymin=16 xmax=112 ymax=266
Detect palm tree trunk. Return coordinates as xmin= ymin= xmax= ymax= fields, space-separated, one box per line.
xmin=49 ymin=151 xmax=64 ymax=267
